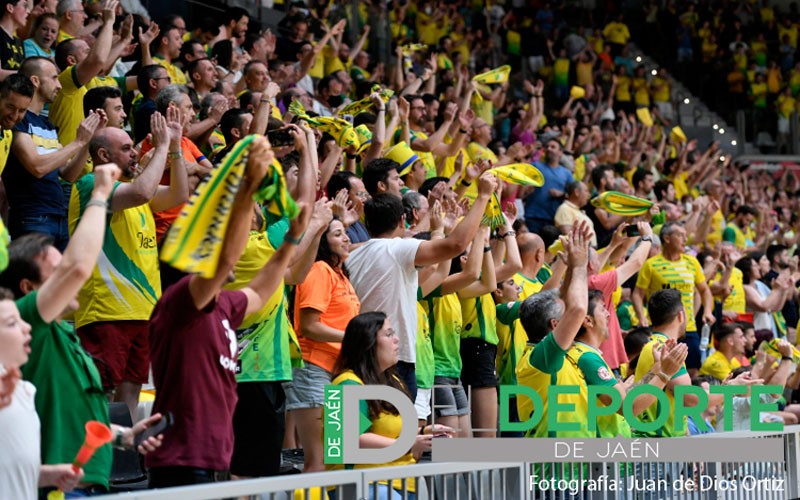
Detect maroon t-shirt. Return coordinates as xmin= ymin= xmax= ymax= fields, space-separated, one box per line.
xmin=145 ymin=275 xmax=248 ymax=470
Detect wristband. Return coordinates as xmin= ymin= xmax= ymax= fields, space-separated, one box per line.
xmin=782 ymin=356 xmax=793 ymax=363
xmin=285 ymin=234 xmax=302 ymax=246
xmin=86 ymin=199 xmax=107 ymax=210
xmin=377 ymin=108 xmax=386 ymax=112
xmin=346 ymin=152 xmax=359 ymax=159
xmin=260 ymin=98 xmax=271 ymax=103
xmin=113 ymin=428 xmax=126 ymax=449
xmin=483 ymin=245 xmax=492 ymax=253
xmin=460 ymin=180 xmax=472 ymax=187
xmin=459 ymin=128 xmax=468 ymax=134
xmin=168 ymin=151 xmax=182 ymax=159
xmin=500 ymin=230 xmax=516 ymax=238
xmin=656 ymin=371 xmax=671 ymax=383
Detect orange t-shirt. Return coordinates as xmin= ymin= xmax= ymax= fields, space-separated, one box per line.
xmin=294 ymin=260 xmax=361 ymax=372
xmin=139 ymin=136 xmax=206 ymax=241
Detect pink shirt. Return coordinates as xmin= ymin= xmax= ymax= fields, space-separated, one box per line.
xmin=589 ymin=269 xmax=626 ymax=370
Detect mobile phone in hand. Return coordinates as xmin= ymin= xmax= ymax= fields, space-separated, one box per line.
xmin=626 ymin=225 xmax=640 ymax=237
xmin=134 ymin=412 xmax=173 ymax=448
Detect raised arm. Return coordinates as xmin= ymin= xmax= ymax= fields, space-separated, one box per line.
xmin=74 ymin=0 xmax=117 ymax=86
xmin=12 ymin=113 xmax=100 ymax=180
xmin=188 ymin=138 xmax=272 ymax=310
xmin=414 ymin=172 xmax=497 ymax=266
xmin=552 ymin=220 xmax=591 ymax=350
xmin=149 ymin=107 xmax=190 ymax=212
xmin=36 ymin=164 xmax=121 ymax=322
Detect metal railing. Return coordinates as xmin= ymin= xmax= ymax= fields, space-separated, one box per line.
xmin=94 ymin=427 xmax=800 ymax=500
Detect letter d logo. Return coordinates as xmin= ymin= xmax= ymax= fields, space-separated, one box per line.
xmin=343 ymin=385 xmax=417 ymax=464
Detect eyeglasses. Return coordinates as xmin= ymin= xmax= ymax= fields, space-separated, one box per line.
xmin=153 ymin=76 xmax=172 ymax=82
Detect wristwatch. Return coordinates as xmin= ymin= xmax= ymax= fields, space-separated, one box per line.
xmin=641 ymin=235 xmax=653 ymax=242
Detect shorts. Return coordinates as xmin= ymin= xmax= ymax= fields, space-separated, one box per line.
xmin=77 ymin=320 xmax=150 ymax=389
xmin=414 ymin=388 xmax=432 ymax=420
xmin=459 ymin=338 xmax=498 ymax=388
xmin=231 ymin=381 xmax=285 ymax=477
xmin=682 ymin=330 xmax=701 ymax=369
xmin=284 ymin=362 xmax=330 ymax=411
xmin=432 ymin=376 xmax=469 ymax=417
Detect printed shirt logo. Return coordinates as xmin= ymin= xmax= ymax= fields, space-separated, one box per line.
xmin=219 ymin=319 xmax=238 ymax=372
xmin=597 ymin=366 xmax=614 ymax=381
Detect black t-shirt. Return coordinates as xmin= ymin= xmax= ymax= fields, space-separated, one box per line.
xmin=0 ymin=28 xmax=23 ymax=70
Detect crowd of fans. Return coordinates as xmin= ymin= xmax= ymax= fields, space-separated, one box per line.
xmin=0 ymin=0 xmax=798 ymax=498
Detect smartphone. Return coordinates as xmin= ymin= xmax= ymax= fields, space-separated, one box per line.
xmin=626 ymin=225 xmax=640 ymax=237
xmin=134 ymin=412 xmax=173 ymax=447
xmin=267 ymin=129 xmax=294 ymax=148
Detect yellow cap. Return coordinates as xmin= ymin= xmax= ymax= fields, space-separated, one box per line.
xmin=636 ymin=108 xmax=654 ymax=127
xmin=384 ymin=142 xmax=419 ymax=177
xmin=570 ymin=86 xmax=586 ymax=99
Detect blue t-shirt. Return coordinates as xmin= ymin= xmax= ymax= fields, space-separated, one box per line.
xmin=524 ymin=162 xmax=573 ymax=223
xmin=4 ymin=111 xmax=66 ymax=219
xmin=346 ymin=221 xmax=370 ymax=244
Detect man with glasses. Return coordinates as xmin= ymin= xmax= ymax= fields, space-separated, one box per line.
xmin=55 ymin=0 xmax=99 ymax=44
xmin=133 ymin=64 xmax=170 ymax=143
xmin=0 ymin=0 xmax=29 ymax=77
xmin=396 ymin=95 xmax=469 ymax=178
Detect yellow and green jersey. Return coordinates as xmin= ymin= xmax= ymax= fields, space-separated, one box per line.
xmin=422 ymin=288 xmax=463 ymax=378
xmin=699 ymin=349 xmax=741 ymax=381
xmin=459 ymin=293 xmax=498 ymax=345
xmin=633 ymin=332 xmax=689 ymax=437
xmin=153 ymin=55 xmax=188 ymax=85
xmin=516 ymin=332 xmax=589 ymax=438
xmin=636 ymin=254 xmax=705 ymax=332
xmin=715 ymin=267 xmax=746 ymax=314
xmin=224 ymin=231 xmax=302 ymax=382
xmin=513 ymin=271 xmax=543 ymax=301
xmin=722 ymin=223 xmax=753 ymax=250
xmin=571 ymin=342 xmax=631 ymax=438
xmin=495 ymin=301 xmax=525 ymax=385
xmin=0 ymin=128 xmax=12 ymax=175
xmin=415 ymin=300 xmax=434 ymax=389
xmin=68 ymin=174 xmax=161 ymax=327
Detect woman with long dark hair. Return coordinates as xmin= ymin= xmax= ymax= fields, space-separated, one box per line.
xmin=735 ymin=254 xmax=792 ymax=338
xmin=327 ymin=312 xmax=443 ymax=500
xmin=288 ymin=218 xmax=360 ymax=472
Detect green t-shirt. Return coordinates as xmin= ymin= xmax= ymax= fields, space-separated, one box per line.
xmin=495 ymin=301 xmax=524 ymax=385
xmin=415 ymin=299 xmax=434 ymax=389
xmin=573 ymin=341 xmax=631 ymax=438
xmin=423 ymin=287 xmax=463 ymax=378
xmin=17 ymin=291 xmax=112 ymax=488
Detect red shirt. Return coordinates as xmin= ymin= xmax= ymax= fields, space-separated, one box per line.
xmin=590 ymin=269 xmax=627 ymax=370
xmin=146 ymin=276 xmax=247 ymax=470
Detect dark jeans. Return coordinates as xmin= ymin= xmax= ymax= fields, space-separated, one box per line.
xmin=148 ymin=466 xmax=229 ymax=488
xmin=9 ymin=213 xmax=69 ymax=252
xmin=396 ymin=361 xmax=417 ymax=401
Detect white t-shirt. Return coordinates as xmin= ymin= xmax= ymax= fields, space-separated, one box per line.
xmin=0 ymin=381 xmax=40 ymax=500
xmin=347 ymin=237 xmax=422 ymax=363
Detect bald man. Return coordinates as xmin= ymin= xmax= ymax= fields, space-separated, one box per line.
xmin=513 ymin=232 xmax=551 ymax=300
xmin=67 ymin=113 xmax=188 ymax=419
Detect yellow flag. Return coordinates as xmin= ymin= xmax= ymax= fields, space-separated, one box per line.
xmin=590 ymin=191 xmax=653 ymax=216
xmin=161 ymin=135 xmax=297 ymax=278
xmin=492 ymin=163 xmax=544 ymax=186
xmin=481 ymin=193 xmax=505 ymax=229
xmin=472 ymin=65 xmax=511 ymax=85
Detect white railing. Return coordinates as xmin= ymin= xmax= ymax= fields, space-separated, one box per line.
xmin=94 ymin=426 xmax=800 ymax=500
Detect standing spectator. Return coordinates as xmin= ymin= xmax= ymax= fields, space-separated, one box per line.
xmin=523 ymin=138 xmax=573 ymax=233
xmin=633 ymin=222 xmax=716 ymax=375
xmin=69 ymin=112 xmax=187 ymax=419
xmin=289 ymin=218 xmax=360 ymax=472
xmin=554 ymin=180 xmax=596 ymax=246
xmin=0 ymin=0 xmax=29 ymax=76
xmin=347 ymin=173 xmax=497 ymax=399
xmin=146 ymin=138 xmax=310 ymax=488
xmin=152 ymin=24 xmax=187 ymax=85
xmin=133 ymin=64 xmax=171 ymax=143
xmin=83 ymin=86 xmax=127 ymax=130
xmin=22 ymin=13 xmax=57 ymax=59
xmin=4 ymin=57 xmax=102 ymax=250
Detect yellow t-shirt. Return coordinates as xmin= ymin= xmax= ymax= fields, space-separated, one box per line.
xmin=326 ymin=370 xmax=416 ymax=491
xmin=0 ymin=128 xmax=12 ymax=175
xmin=57 ymin=29 xmax=74 ymax=45
xmin=633 ymin=77 xmax=650 ymax=106
xmin=68 ymin=175 xmax=161 ymax=327
xmin=615 ymin=75 xmax=632 ymax=102
xmin=699 ymin=349 xmax=741 ymax=381
xmin=153 ymin=55 xmax=188 ymax=85
xmin=636 ymin=254 xmax=705 ymax=332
